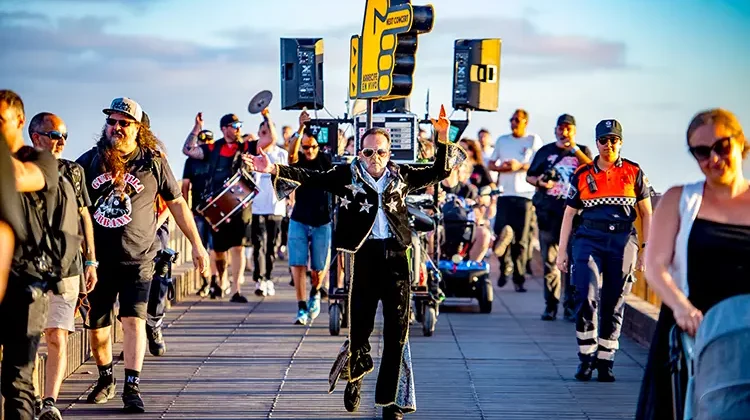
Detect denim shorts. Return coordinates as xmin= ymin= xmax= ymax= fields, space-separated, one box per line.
xmin=194 ymin=214 xmax=214 ymax=250
xmin=287 ymin=220 xmax=332 ymax=271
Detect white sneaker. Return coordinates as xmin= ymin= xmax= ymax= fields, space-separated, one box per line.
xmin=254 ymin=281 xmax=267 ymax=297
xmin=265 ymin=280 xmax=276 ymax=296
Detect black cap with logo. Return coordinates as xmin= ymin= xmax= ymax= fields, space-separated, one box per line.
xmin=595 ymin=119 xmax=623 ymax=139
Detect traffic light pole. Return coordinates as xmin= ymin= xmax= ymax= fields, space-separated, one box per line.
xmin=366 ymin=98 xmax=374 ymax=129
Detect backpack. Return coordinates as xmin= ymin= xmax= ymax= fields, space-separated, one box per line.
xmin=17 ymin=160 xmax=83 ymax=282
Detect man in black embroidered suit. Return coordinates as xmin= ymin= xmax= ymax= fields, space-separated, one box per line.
xmin=248 ymin=110 xmax=464 ymax=419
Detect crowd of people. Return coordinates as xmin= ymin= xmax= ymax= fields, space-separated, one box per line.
xmin=0 ymin=84 xmax=747 ymax=420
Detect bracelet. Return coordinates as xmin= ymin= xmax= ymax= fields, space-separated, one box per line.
xmin=85 ymin=260 xmax=99 ymax=268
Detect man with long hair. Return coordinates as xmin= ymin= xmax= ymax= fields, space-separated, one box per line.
xmin=76 ymin=97 xmax=209 ymax=413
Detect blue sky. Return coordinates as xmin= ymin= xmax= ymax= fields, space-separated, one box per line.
xmin=1 ymin=0 xmax=748 ymax=190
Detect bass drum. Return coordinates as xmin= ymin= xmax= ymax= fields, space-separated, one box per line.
xmin=197 ymin=170 xmax=259 ymax=231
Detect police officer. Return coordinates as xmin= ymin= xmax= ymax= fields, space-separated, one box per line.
xmin=556 ymin=119 xmax=653 ymax=382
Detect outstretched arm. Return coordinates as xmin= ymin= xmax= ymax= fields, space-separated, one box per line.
xmin=402 ymin=105 xmax=465 ymax=192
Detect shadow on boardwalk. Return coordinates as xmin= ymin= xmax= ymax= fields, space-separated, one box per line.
xmin=58 ymin=260 xmax=648 ymax=420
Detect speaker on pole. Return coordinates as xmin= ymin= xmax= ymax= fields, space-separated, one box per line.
xmin=452 ymin=39 xmax=501 ymax=112
xmin=280 ymin=38 xmax=324 ymax=110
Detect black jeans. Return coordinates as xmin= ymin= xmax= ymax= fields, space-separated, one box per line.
xmin=251 ymin=214 xmax=283 ymax=281
xmin=538 ymin=227 xmax=574 ymax=312
xmin=348 ymin=239 xmax=412 ymax=409
xmin=493 ymin=196 xmax=534 ymax=285
xmin=147 ymin=254 xmax=173 ymax=329
xmin=0 ymin=278 xmax=48 ymax=420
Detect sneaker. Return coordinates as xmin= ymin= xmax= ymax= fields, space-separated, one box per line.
xmin=39 ymin=400 xmax=62 ymax=420
xmin=277 ymin=246 xmax=287 ymax=260
xmin=230 ymin=292 xmax=248 ymax=303
xmin=146 ymin=325 xmax=166 ymax=356
xmin=87 ymin=378 xmax=116 ymax=404
xmin=254 ymin=281 xmax=267 ymax=297
xmin=264 ymin=280 xmax=276 ymax=296
xmin=34 ymin=397 xmax=43 ymax=418
xmin=294 ymin=309 xmax=309 ymax=325
xmin=307 ymin=293 xmax=321 ymax=320
xmin=122 ymin=389 xmax=145 ymax=413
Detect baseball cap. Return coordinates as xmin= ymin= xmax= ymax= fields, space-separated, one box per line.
xmin=141 ymin=111 xmax=150 ymax=129
xmin=556 ymin=114 xmax=576 ymax=127
xmin=219 ymin=114 xmax=241 ymax=128
xmin=102 ymin=97 xmax=143 ymax=123
xmin=595 ymin=119 xmax=623 ymax=139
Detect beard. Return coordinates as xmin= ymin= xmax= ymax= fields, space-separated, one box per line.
xmin=97 ymin=128 xmax=127 ymax=188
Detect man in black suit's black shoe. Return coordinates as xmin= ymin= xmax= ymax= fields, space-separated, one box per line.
xmin=251 ymin=106 xmax=465 ymax=416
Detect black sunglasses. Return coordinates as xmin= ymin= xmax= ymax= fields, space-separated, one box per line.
xmin=35 ymin=130 xmax=68 ymax=141
xmin=597 ymin=136 xmax=621 ymax=145
xmin=301 ymin=144 xmax=318 ymax=150
xmin=361 ymin=148 xmax=389 ymax=158
xmin=689 ymin=137 xmax=733 ymax=161
xmin=106 ymin=117 xmax=135 ymax=128
xmin=510 ymin=117 xmax=524 ymax=123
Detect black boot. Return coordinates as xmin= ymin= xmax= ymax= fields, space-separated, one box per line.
xmin=575 ymin=359 xmax=595 ymax=381
xmin=540 ymin=306 xmax=557 ymax=321
xmin=344 ymin=378 xmax=362 ymax=412
xmin=209 ymin=276 xmax=222 ymax=299
xmin=383 ymin=404 xmax=404 ymax=420
xmin=146 ymin=324 xmax=166 ymax=356
xmin=196 ymin=276 xmax=210 ymax=297
xmin=597 ymin=360 xmax=616 ymax=382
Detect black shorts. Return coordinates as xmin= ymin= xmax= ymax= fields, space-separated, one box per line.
xmin=211 ymin=215 xmax=247 ymax=253
xmin=85 ymin=262 xmax=153 ymax=329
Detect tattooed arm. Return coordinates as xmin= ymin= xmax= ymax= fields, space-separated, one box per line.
xmin=182 ymin=112 xmax=205 ymax=160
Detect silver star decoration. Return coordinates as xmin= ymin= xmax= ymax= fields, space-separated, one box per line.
xmin=345 ymin=181 xmax=366 ymax=197
xmin=340 ymin=196 xmax=351 ymax=209
xmin=392 ymin=179 xmax=406 ymax=195
xmin=359 ymin=199 xmax=373 ymax=213
xmin=386 ymin=199 xmax=399 ymax=213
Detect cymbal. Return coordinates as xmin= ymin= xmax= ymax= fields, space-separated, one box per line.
xmin=248 ymin=90 xmax=273 ymax=114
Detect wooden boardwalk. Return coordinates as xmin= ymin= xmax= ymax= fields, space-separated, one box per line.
xmin=56 ymin=260 xmax=648 ymax=420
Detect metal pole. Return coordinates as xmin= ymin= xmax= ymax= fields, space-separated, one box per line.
xmin=366 ymin=98 xmax=373 ymax=129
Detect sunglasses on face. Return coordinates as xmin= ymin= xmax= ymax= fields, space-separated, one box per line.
xmin=106 ymin=118 xmax=135 ymax=128
xmin=597 ymin=136 xmax=621 ymax=145
xmin=36 ymin=130 xmax=68 ymax=141
xmin=689 ymin=137 xmax=733 ymax=161
xmin=228 ymin=122 xmax=242 ymax=130
xmin=510 ymin=117 xmax=524 ymax=123
xmin=301 ymin=144 xmax=318 ymax=150
xmin=361 ymin=148 xmax=389 ymax=158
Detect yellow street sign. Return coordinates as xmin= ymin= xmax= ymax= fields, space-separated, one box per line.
xmin=355 ymin=0 xmax=413 ymax=99
xmin=349 ymin=35 xmax=359 ymax=99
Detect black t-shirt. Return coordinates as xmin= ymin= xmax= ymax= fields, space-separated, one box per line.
xmin=199 ymin=138 xmax=257 ymax=195
xmin=60 ymin=159 xmax=92 ymax=277
xmin=290 ymin=152 xmax=333 ymax=227
xmin=77 ymin=147 xmax=182 ymax=264
xmin=527 ymin=142 xmax=593 ymax=217
xmin=440 ymin=181 xmax=478 ymax=202
xmin=0 ymin=138 xmax=25 ymax=243
xmin=469 ymin=164 xmax=493 ymax=190
xmin=182 ymin=157 xmax=211 ymax=211
xmin=12 ymin=146 xmax=59 ymax=280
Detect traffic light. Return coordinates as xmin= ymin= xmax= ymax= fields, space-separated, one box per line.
xmin=388 ymin=0 xmax=434 ymax=98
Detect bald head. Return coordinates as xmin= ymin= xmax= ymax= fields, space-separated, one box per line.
xmin=29 ymin=112 xmax=67 ymax=158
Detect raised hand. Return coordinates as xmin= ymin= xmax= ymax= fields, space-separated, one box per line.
xmin=430 ymin=104 xmax=451 ymax=142
xmin=299 ymin=108 xmax=311 ymax=126
xmin=243 ymin=149 xmax=275 ymax=174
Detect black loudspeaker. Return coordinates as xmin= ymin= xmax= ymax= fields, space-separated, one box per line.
xmin=280 ymin=38 xmax=324 ymax=110
xmin=452 ymin=39 xmax=501 ymax=112
xmin=373 ymin=98 xmax=410 ymax=113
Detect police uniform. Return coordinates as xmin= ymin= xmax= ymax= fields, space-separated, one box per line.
xmin=565 ymin=119 xmax=650 ymax=379
xmin=271 ymin=136 xmax=465 ymax=417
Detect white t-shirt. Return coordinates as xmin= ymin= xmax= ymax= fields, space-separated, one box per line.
xmin=490 ymin=133 xmax=543 ymax=199
xmin=482 ymin=147 xmax=498 ymax=183
xmin=252 ymin=145 xmax=288 ymax=216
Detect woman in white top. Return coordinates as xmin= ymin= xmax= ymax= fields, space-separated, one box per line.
xmin=636 ymin=109 xmax=750 ymax=420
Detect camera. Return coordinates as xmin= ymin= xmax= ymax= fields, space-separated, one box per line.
xmin=154 ymin=248 xmax=179 ymax=278
xmin=34 ymin=255 xmax=68 ymax=295
xmin=540 ymin=168 xmax=561 ymax=183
